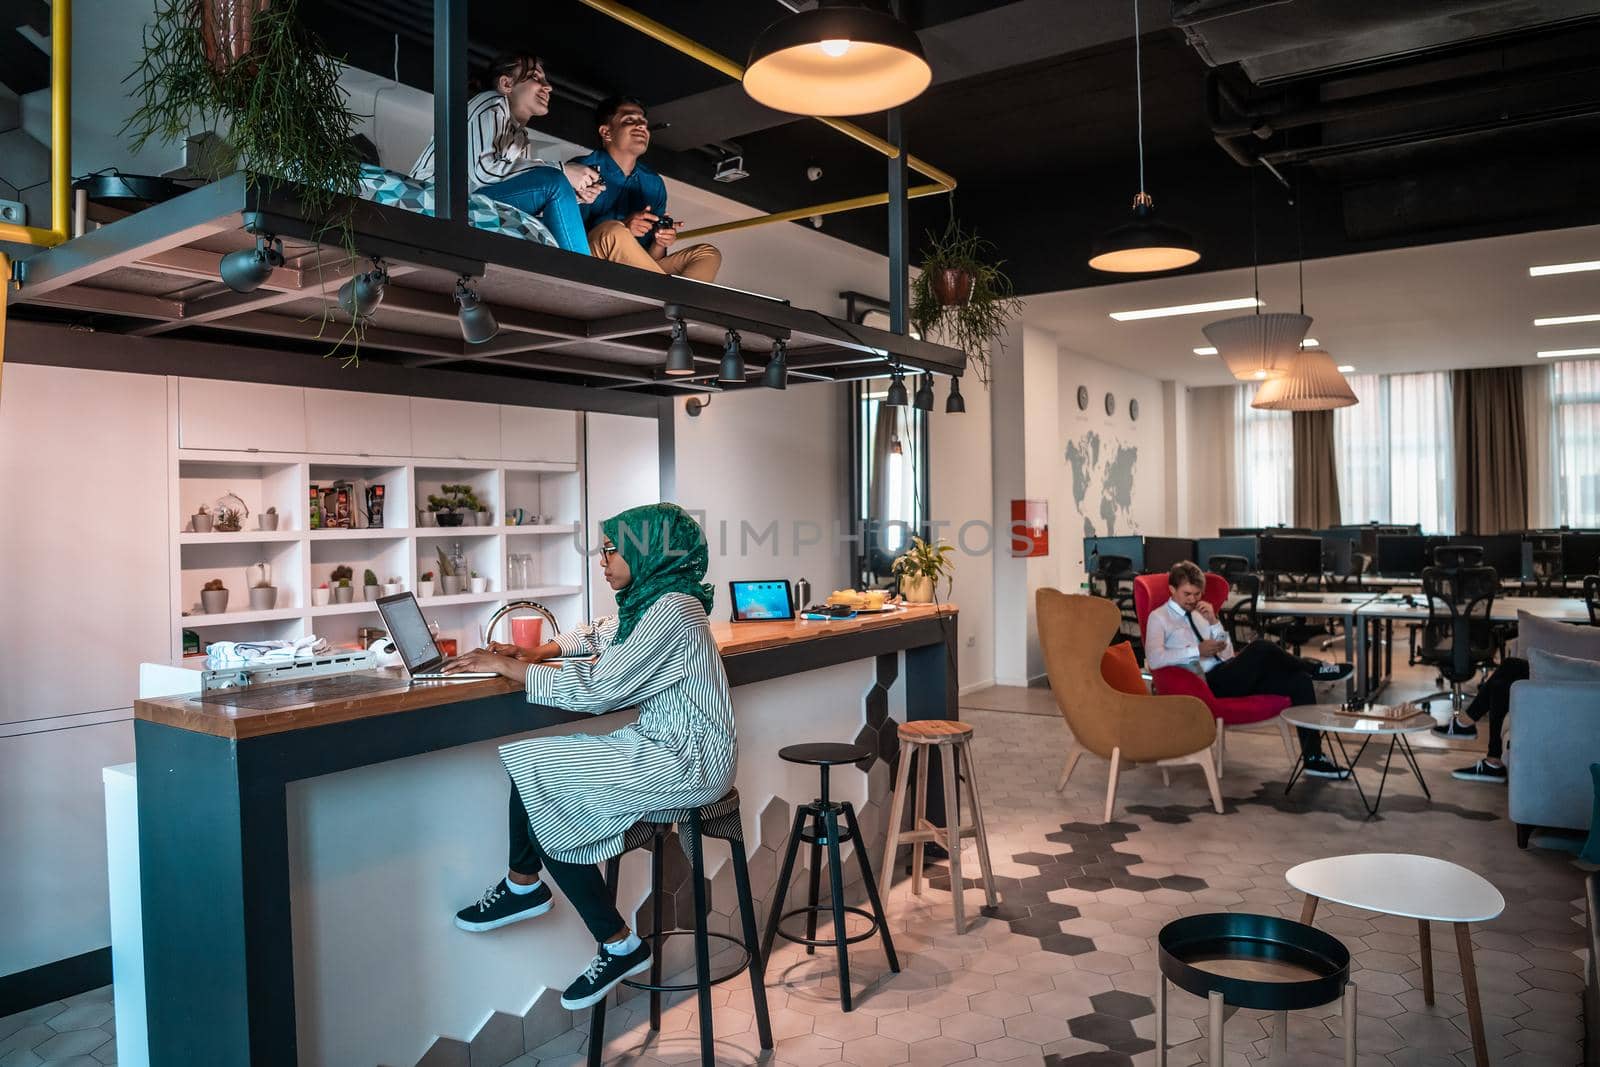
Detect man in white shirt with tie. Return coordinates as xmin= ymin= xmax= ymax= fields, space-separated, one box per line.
xmin=1145 ymin=561 xmax=1352 ymax=778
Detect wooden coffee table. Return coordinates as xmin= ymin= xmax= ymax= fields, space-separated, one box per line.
xmin=1287 ymin=853 xmax=1505 ymax=1067
xmin=1282 ymin=703 xmax=1434 ymax=816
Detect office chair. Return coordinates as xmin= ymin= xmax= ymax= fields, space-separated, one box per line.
xmin=1525 ymin=535 xmax=1564 ymax=596
xmin=1206 ymin=554 xmax=1251 ymax=582
xmin=1415 ymin=564 xmax=1499 ymax=712
xmin=1218 ymin=572 xmax=1263 ymax=647
xmin=1088 ymin=554 xmax=1142 ymax=658
xmin=1408 ymin=544 xmax=1488 ymax=664
xmin=1586 ymin=575 xmax=1600 ymax=626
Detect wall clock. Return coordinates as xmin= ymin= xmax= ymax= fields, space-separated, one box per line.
xmin=1076 ymin=385 xmax=1089 ymax=410
xmin=1104 ymin=391 xmax=1116 ymax=416
xmin=1129 ymin=398 xmax=1140 ymax=421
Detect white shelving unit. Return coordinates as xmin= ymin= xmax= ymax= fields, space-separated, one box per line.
xmin=170 ymin=428 xmax=590 ymax=660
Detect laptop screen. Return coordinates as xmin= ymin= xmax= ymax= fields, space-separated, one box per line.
xmin=376 ymin=593 xmax=443 ymax=673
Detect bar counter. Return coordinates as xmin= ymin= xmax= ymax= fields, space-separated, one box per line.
xmin=127 ymin=604 xmax=958 ymax=1067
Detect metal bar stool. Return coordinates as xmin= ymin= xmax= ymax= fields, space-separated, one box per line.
xmin=880 ymin=719 xmax=999 ymax=933
xmin=761 ymin=742 xmax=899 ymax=1012
xmin=588 ymin=788 xmax=772 ymax=1067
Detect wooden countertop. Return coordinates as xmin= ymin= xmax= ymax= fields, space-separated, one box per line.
xmin=136 ymin=604 xmax=957 ymax=740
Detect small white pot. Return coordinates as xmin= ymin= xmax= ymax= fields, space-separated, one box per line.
xmin=441 ymin=576 xmax=463 ymax=595
xmin=383 ymin=583 xmax=402 ymax=596
xmin=364 ymin=584 xmax=381 ymax=601
xmin=312 ymin=587 xmax=331 ymax=607
xmin=192 ymin=513 xmax=213 ymax=533
xmin=901 ymin=576 xmax=935 ymax=604
xmin=417 ymin=580 xmax=436 ymax=598
xmin=200 ymin=589 xmax=229 ymax=615
xmin=418 ymin=511 xmax=437 ymax=528
xmin=470 ymin=577 xmax=489 ymax=594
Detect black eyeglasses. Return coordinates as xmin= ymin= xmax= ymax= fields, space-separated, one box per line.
xmin=599 ymin=544 xmax=618 ymax=561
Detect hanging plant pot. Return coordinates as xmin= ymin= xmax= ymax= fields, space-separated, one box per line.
xmin=199 ymin=0 xmax=272 ymax=73
xmin=931 ymin=268 xmax=974 ymax=307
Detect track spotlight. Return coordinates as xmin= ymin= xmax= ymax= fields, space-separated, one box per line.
xmin=762 ymin=340 xmax=788 ymax=390
xmin=717 ymin=330 xmax=747 ymax=383
xmin=913 ymin=373 xmax=935 ymax=411
xmin=453 ymin=277 xmax=499 ymax=344
xmin=946 ymin=376 xmax=966 ymax=414
xmin=218 ymin=234 xmax=284 ymax=293
xmin=885 ymin=367 xmax=908 ymax=407
xmin=665 ymin=320 xmax=696 ymax=376
xmin=337 ymin=259 xmax=388 ymax=320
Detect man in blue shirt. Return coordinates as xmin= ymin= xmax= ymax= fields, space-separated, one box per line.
xmin=575 ymin=96 xmax=722 ymax=283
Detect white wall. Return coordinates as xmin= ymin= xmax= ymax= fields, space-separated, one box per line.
xmin=929 ymin=357 xmax=995 ymax=693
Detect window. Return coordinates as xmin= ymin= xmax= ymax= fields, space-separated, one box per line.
xmin=1333 ymin=371 xmax=1454 ymax=533
xmin=1232 ymin=385 xmax=1293 ymax=526
xmin=1551 ymin=358 xmax=1600 ymax=526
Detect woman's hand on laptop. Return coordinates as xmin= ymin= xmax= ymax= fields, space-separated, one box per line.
xmin=442 ymin=650 xmax=524 ymax=680
xmin=486 ymin=640 xmax=564 ymax=662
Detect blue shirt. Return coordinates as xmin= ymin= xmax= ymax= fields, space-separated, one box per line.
xmin=575 ymin=148 xmax=668 ymax=249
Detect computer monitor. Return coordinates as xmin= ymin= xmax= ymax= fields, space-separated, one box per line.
xmin=1320 ymin=537 xmax=1354 ymax=576
xmin=1196 ymin=535 xmax=1258 ymax=570
xmin=1259 ymin=534 xmax=1321 ymax=576
xmin=1217 ymin=527 xmax=1265 ymax=538
xmin=1447 ymin=535 xmax=1521 ymax=578
xmin=1141 ymin=537 xmax=1198 ymax=576
xmin=1375 ymin=534 xmax=1440 ymax=578
xmin=1084 ymin=535 xmax=1143 ymax=575
xmin=1563 ymin=533 xmax=1600 ymax=578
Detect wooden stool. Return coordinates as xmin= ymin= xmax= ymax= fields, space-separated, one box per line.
xmin=879 ymin=720 xmax=999 ymax=933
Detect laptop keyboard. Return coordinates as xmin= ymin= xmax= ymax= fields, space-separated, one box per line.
xmin=196 ymin=672 xmax=407 ymax=709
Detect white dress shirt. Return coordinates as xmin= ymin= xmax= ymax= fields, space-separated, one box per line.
xmin=1144 ymin=598 xmax=1235 ymax=673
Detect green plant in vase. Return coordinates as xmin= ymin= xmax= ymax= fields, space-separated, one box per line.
xmin=909 ymin=216 xmax=1024 ymax=387
xmin=891 ymin=536 xmax=955 ymax=604
xmin=428 ymin=484 xmax=482 ymax=527
xmin=436 ymin=546 xmax=464 ymax=595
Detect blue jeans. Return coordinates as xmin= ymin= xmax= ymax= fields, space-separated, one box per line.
xmin=479 ymin=168 xmax=591 ymax=255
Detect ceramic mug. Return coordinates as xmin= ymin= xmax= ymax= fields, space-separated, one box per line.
xmin=510 ymin=615 xmax=544 ymax=651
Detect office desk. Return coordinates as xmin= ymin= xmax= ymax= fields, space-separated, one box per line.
xmin=1254 ymin=594 xmax=1374 ymax=699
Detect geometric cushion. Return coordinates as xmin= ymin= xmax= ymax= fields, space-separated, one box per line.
xmin=1529 ymin=646 xmax=1600 ymax=683
xmin=356 ymin=163 xmax=559 ymax=246
xmin=1517 ymin=610 xmax=1600 ymax=662
xmin=1100 ymin=641 xmax=1149 ymax=696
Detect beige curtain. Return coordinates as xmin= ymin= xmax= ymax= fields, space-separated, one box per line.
xmin=1453 ymin=367 xmax=1528 ymax=534
xmin=1292 ymin=410 xmax=1341 ymax=528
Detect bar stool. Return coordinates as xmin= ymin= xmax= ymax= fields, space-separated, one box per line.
xmin=880 ymin=719 xmax=999 ymax=933
xmin=761 ymin=743 xmax=899 ymax=1012
xmin=588 ymin=788 xmax=772 ymax=1067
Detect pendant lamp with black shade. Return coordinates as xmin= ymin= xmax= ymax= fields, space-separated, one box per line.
xmin=665 ymin=319 xmax=696 ymax=376
xmin=1088 ymin=1 xmax=1200 ymax=274
xmin=762 ymin=340 xmax=788 ymax=390
xmin=744 ymin=0 xmax=931 ymax=117
xmin=913 ymin=373 xmax=935 ymax=411
xmin=946 ymin=376 xmax=966 ymax=414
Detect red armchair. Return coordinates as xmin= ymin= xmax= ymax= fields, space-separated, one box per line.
xmin=1133 ymin=573 xmax=1295 ymax=773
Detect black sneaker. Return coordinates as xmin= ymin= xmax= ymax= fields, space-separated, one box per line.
xmin=1432 ymin=718 xmax=1478 ymax=740
xmin=1452 ymin=760 xmax=1507 ymax=784
xmin=454 ymin=879 xmax=553 ymax=932
xmin=1302 ymin=754 xmax=1351 ymax=779
xmin=1311 ymin=662 xmax=1353 ymax=681
xmin=560 ymin=940 xmax=653 ymax=1010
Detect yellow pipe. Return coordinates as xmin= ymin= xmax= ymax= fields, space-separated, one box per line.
xmin=574 ymin=0 xmax=956 ymax=193
xmin=0 ymin=0 xmax=70 ymax=248
xmin=679 ymin=182 xmax=946 ymax=240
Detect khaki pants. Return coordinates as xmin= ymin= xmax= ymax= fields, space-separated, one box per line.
xmin=588 ymin=220 xmax=722 ymax=282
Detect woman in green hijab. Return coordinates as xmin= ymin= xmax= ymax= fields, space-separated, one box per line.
xmin=443 ymin=502 xmax=735 ymax=1010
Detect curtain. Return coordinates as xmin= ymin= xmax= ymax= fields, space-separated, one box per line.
xmin=1232 ymin=385 xmax=1293 ymax=526
xmin=1551 ymin=358 xmax=1600 ymax=527
xmin=868 ymin=399 xmax=912 ymax=557
xmin=1452 ymin=367 xmax=1528 ymax=534
xmin=1523 ymin=364 xmax=1555 ymax=528
xmin=1334 ymin=371 xmax=1455 ymax=532
xmin=1292 ymin=410 xmax=1341 ymax=528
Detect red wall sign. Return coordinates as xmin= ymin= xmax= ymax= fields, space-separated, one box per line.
xmin=1010 ymin=499 xmax=1049 ymax=557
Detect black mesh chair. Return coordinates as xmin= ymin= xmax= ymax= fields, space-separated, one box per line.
xmin=1409 ymin=545 xmax=1486 ymax=664
xmin=1218 ymin=572 xmax=1263 ymax=648
xmin=1587 ymin=575 xmax=1600 ymax=625
xmin=1089 ymin=554 xmax=1142 ymax=657
xmin=1525 ymin=535 xmax=1564 ymax=596
xmin=1415 ymin=564 xmax=1500 ymax=712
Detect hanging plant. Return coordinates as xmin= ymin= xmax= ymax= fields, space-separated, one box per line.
xmin=123 ymin=0 xmax=367 ymax=358
xmin=909 ymin=217 xmax=1023 ymax=387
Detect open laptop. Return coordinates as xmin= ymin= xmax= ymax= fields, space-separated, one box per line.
xmin=376 ymin=591 xmax=499 ymax=681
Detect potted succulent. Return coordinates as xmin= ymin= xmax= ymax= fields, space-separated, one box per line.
xmin=891 ymin=536 xmax=955 ymax=604
xmin=436 ymin=546 xmax=463 ymax=595
xmin=417 ymin=570 xmax=436 ymax=598
xmin=909 ymin=217 xmax=1024 ymax=386
xmin=383 ymin=575 xmax=402 ymax=596
xmin=363 ymin=568 xmax=381 ymax=601
xmin=331 ymin=564 xmax=354 ymax=603
xmin=248 ymin=562 xmax=276 ymax=610
xmin=469 ymin=569 xmax=489 ymax=594
xmin=258 ymin=505 xmax=279 ymax=531
xmin=200 ymin=577 xmax=230 ymax=614
xmin=192 ymin=503 xmax=213 ymax=533
xmin=428 ymin=484 xmax=481 ymax=528
xmin=312 ymin=581 xmax=331 ymax=607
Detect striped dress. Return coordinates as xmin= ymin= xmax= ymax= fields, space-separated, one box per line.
xmin=499 ymin=593 xmax=737 ymax=865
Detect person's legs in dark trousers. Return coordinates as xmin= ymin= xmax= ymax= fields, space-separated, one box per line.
xmin=477 ymin=168 xmax=592 ymax=254
xmin=507 ymin=783 xmax=626 ymax=943
xmin=1439 ymin=657 xmax=1525 ymax=779
xmin=1206 ymin=641 xmax=1325 ymax=760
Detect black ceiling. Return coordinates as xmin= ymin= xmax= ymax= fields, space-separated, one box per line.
xmin=304 ymin=0 xmax=1600 ymax=298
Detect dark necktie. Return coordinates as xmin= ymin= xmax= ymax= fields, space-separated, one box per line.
xmin=1186 ymin=611 xmax=1205 ymax=641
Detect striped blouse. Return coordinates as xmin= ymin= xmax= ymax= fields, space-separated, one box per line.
xmin=498 ymin=592 xmax=737 ymax=865
xmin=409 ymin=90 xmax=567 ymax=193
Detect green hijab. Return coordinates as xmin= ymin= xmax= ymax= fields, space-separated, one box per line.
xmin=602 ymin=502 xmax=714 ymax=644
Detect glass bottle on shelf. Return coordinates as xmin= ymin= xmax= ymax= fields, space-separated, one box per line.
xmin=450 ymin=542 xmax=467 ymax=584
xmin=509 ymin=554 xmax=524 ymax=590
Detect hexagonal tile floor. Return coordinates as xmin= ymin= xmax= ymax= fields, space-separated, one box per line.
xmin=6 ymin=674 xmax=1587 ymax=1066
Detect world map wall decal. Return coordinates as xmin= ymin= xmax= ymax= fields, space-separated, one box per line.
xmin=1064 ymin=430 xmax=1139 ymax=537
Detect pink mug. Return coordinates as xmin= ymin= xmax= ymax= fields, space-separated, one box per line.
xmin=510 ymin=615 xmax=544 ymax=651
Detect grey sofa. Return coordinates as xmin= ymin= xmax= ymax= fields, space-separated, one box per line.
xmin=1509 ymin=680 xmax=1600 ymax=846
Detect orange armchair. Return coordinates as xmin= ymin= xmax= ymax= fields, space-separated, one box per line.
xmin=1037 ymin=589 xmax=1224 ymax=823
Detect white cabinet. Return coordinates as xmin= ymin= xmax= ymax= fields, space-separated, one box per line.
xmin=501 ymin=405 xmax=578 ymax=464
xmin=177 ymin=378 xmax=306 ymax=452
xmin=409 ymin=398 xmax=501 ymax=460
xmin=305 ymin=388 xmax=412 ymax=457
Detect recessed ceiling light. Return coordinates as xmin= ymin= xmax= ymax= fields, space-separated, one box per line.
xmin=1530 ymin=260 xmax=1600 ymax=277
xmin=1110 ymin=297 xmax=1260 ymax=322
xmin=1194 ymin=337 xmax=1316 ymax=356
xmin=1534 ymin=314 xmax=1600 ymax=326
xmin=1337 ymin=365 xmax=1355 ymax=373
xmin=1537 ymin=348 xmax=1600 ymax=359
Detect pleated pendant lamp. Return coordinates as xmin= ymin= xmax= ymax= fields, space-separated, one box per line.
xmin=1250 ymin=347 xmax=1357 ymax=409
xmin=1203 ymin=312 xmax=1312 ymax=381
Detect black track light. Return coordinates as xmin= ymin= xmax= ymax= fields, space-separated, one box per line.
xmin=913 ymin=373 xmax=935 ymax=411
xmin=762 ymin=340 xmax=788 ymax=390
xmin=337 ymin=260 xmax=388 ymax=319
xmin=885 ymin=368 xmax=908 ymax=407
xmin=946 ymin=376 xmax=966 ymax=413
xmin=218 ymin=234 xmax=284 ymax=293
xmin=453 ymin=277 xmax=499 ymax=344
xmin=717 ymin=330 xmax=746 ymax=383
xmin=665 ymin=320 xmax=696 ymax=376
